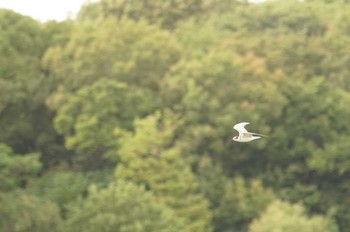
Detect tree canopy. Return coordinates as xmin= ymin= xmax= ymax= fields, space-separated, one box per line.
xmin=1 ymin=0 xmax=350 ymax=231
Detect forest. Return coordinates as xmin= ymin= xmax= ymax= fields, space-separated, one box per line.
xmin=1 ymin=0 xmax=350 ymax=231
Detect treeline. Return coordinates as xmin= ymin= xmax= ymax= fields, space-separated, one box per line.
xmin=1 ymin=0 xmax=350 ymax=231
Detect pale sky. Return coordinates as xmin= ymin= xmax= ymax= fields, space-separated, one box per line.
xmin=0 ymin=0 xmax=265 ymax=22
xmin=0 ymin=0 xmax=93 ymax=22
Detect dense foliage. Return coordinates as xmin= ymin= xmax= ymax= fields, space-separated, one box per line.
xmin=1 ymin=0 xmax=350 ymax=231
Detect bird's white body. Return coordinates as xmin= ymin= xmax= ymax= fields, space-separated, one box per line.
xmin=232 ymin=122 xmax=266 ymax=142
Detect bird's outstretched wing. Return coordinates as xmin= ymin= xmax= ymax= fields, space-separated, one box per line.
xmin=233 ymin=122 xmax=250 ymax=134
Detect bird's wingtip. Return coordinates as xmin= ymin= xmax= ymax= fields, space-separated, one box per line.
xmin=233 ymin=122 xmax=250 ymax=127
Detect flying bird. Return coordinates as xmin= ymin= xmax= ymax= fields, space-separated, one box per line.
xmin=232 ymin=122 xmax=267 ymax=142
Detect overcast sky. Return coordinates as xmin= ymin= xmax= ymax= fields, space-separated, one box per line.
xmin=0 ymin=0 xmax=93 ymax=22
xmin=0 ymin=0 xmax=265 ymax=22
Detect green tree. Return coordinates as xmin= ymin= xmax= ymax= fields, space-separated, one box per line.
xmin=0 ymin=191 xmax=63 ymax=232
xmin=197 ymin=156 xmax=276 ymax=232
xmin=26 ymin=171 xmax=90 ymax=211
xmin=260 ymin=77 xmax=350 ymax=230
xmin=161 ymin=50 xmax=283 ymax=174
xmin=0 ymin=144 xmax=41 ymax=191
xmin=0 ymin=10 xmax=46 ymax=151
xmin=78 ymin=0 xmax=207 ymax=29
xmin=115 ymin=112 xmax=213 ymax=232
xmin=214 ymin=0 xmax=350 ymax=90
xmin=42 ymin=20 xmax=74 ymax=48
xmin=42 ymin=18 xmax=181 ymax=101
xmin=216 ymin=177 xmax=275 ymax=232
xmin=0 ymin=10 xmax=69 ymax=167
xmin=309 ymin=135 xmax=350 ymax=175
xmin=4 ymin=0 xmax=350 ymax=231
xmin=65 ymin=180 xmax=184 ymax=232
xmin=54 ymin=79 xmax=144 ymax=169
xmin=249 ymin=200 xmax=338 ymax=232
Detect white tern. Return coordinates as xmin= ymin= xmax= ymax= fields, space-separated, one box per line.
xmin=232 ymin=122 xmax=267 ymax=142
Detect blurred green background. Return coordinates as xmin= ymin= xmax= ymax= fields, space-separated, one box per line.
xmin=1 ymin=0 xmax=350 ymax=231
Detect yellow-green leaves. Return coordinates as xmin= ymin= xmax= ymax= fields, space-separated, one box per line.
xmin=0 ymin=192 xmax=63 ymax=232
xmin=116 ymin=112 xmax=213 ymax=232
xmin=65 ymin=181 xmax=184 ymax=232
xmin=309 ymin=135 xmax=350 ymax=175
xmin=249 ymin=200 xmax=338 ymax=232
xmin=54 ymin=80 xmax=142 ymax=169
xmin=43 ymin=18 xmax=181 ymax=94
xmin=0 ymin=144 xmax=41 ymax=191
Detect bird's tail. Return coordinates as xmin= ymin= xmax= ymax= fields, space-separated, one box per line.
xmin=251 ymin=132 xmax=268 ymax=137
